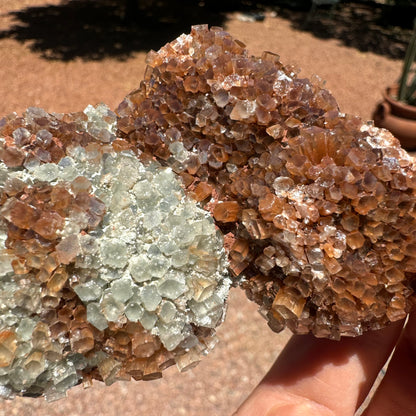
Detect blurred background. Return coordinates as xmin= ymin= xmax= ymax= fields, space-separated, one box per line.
xmin=0 ymin=1 xmax=414 ymax=415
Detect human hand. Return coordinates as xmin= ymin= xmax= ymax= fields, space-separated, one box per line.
xmin=234 ymin=314 xmax=416 ymax=416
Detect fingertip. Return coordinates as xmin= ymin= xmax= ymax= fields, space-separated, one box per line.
xmin=264 ymin=402 xmax=334 ymax=416
xmin=235 ymin=390 xmax=335 ymax=416
xmin=235 ymin=320 xmax=405 ymax=416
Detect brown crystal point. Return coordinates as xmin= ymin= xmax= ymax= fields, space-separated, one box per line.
xmin=0 ymin=199 xmax=40 ymax=229
xmin=213 ymin=201 xmax=240 ymax=222
xmin=0 ymin=331 xmax=17 ymax=367
xmin=117 ymin=25 xmax=416 ymax=339
xmin=32 ymin=211 xmax=65 ymax=240
xmin=69 ymin=327 xmax=95 ymax=354
xmin=192 ymin=182 xmax=213 ymax=202
xmin=0 ymin=146 xmax=25 ymax=167
xmin=258 ymin=193 xmax=283 ymax=221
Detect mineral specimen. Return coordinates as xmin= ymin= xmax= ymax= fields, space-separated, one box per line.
xmin=1 ymin=24 xmax=416 ymax=400
xmin=0 ymin=104 xmax=230 ymax=399
xmin=117 ymin=25 xmax=416 ymax=340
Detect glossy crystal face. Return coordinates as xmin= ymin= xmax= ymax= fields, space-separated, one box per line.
xmin=1 ymin=24 xmax=416 ymax=400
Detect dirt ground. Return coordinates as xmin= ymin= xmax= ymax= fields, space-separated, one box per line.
xmin=0 ymin=1 xmax=408 ymax=415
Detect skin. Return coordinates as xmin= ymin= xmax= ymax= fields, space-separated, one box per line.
xmin=234 ymin=314 xmax=416 ymax=416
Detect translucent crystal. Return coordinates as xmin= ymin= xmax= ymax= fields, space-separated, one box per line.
xmin=157 ymin=280 xmax=186 ymax=300
xmin=97 ymin=356 xmax=122 ymax=386
xmin=110 ymin=277 xmax=133 ymax=303
xmin=139 ymin=311 xmax=158 ymax=330
xmin=128 ymin=255 xmax=152 ymax=282
xmin=74 ymin=281 xmax=102 ymax=302
xmin=148 ymin=254 xmax=170 ymax=278
xmin=140 ymin=285 xmax=162 ymax=312
xmin=158 ymin=326 xmax=185 ymax=351
xmin=86 ymin=303 xmax=108 ymax=331
xmin=159 ymin=301 xmax=177 ymax=323
xmin=99 ymin=239 xmax=129 ymax=269
xmin=55 ymin=235 xmax=80 ymax=265
xmin=32 ymin=163 xmax=59 ymax=182
xmin=175 ymin=348 xmax=201 ymax=372
xmin=124 ymin=302 xmax=144 ymax=322
xmin=0 ymin=331 xmax=17 ymax=367
xmin=52 ymin=361 xmax=79 ymax=390
xmin=16 ymin=318 xmax=37 ymax=342
xmin=101 ymin=293 xmax=125 ymax=322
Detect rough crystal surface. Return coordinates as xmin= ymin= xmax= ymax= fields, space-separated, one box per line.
xmin=2 ymin=24 xmax=416 ymax=400
xmin=0 ymin=103 xmax=229 ymax=399
xmin=117 ymin=25 xmax=416 ymax=340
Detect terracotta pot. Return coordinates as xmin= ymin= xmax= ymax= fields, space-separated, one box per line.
xmin=373 ymin=86 xmax=416 ymax=150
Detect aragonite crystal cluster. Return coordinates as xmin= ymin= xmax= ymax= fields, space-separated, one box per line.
xmin=1 ymin=25 xmax=416 ymax=399
xmin=118 ymin=25 xmax=416 ymax=339
xmin=0 ymin=104 xmax=229 ymax=400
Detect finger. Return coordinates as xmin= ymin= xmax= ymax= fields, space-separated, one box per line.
xmin=362 ymin=313 xmax=416 ymax=416
xmin=235 ymin=320 xmax=405 ymax=416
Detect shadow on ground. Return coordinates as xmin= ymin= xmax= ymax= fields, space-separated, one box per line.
xmin=277 ymin=0 xmax=414 ymax=60
xmin=0 ymin=0 xmax=266 ymax=61
xmin=0 ymin=0 xmax=414 ymax=61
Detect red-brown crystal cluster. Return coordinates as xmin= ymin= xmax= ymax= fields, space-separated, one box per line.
xmin=0 ymin=110 xmax=105 ymax=291
xmin=117 ymin=25 xmax=416 ymax=339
